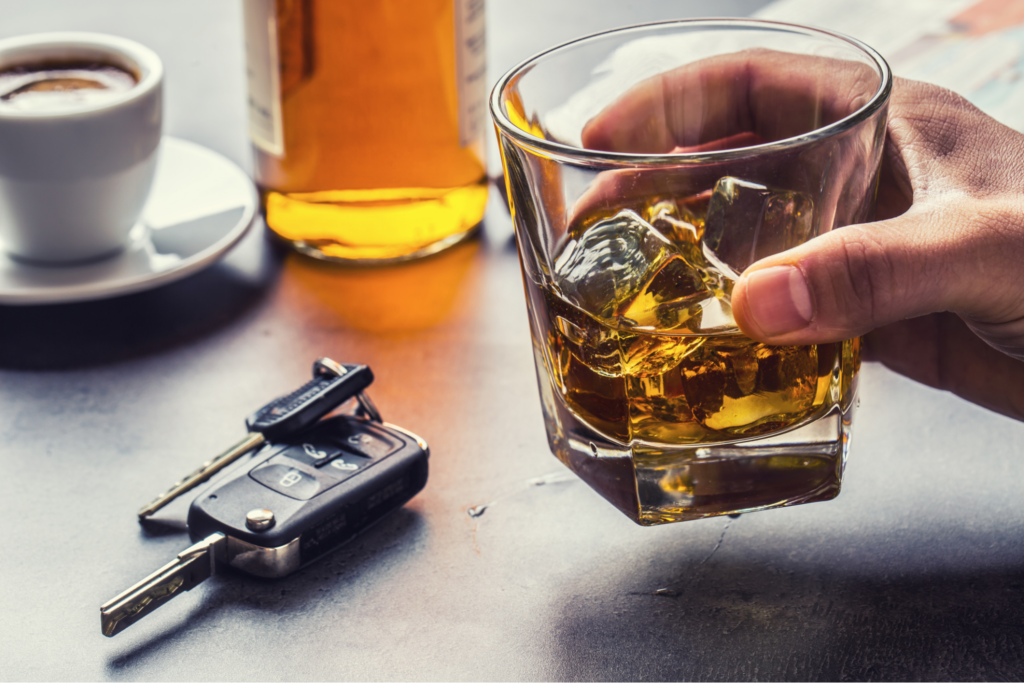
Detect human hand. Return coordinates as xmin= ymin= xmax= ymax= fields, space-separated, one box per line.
xmin=582 ymin=57 xmax=1024 ymax=420
xmin=732 ymin=77 xmax=1024 ymax=420
xmin=574 ymin=49 xmax=877 ymax=222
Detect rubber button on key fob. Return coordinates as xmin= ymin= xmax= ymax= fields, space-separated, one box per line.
xmin=341 ymin=427 xmax=401 ymax=459
xmin=322 ymin=452 xmax=371 ymax=480
xmin=280 ymin=441 xmax=342 ymax=467
xmin=250 ymin=463 xmax=321 ymax=500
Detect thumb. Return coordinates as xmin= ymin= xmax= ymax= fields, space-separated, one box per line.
xmin=731 ymin=205 xmax=999 ymax=344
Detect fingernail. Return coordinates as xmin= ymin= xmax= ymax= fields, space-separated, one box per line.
xmin=744 ymin=266 xmax=813 ymax=336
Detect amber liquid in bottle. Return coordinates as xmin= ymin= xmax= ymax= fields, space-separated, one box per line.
xmin=246 ymin=0 xmax=488 ymax=263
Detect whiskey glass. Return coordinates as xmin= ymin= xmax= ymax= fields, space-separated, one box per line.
xmin=490 ymin=19 xmax=891 ymax=524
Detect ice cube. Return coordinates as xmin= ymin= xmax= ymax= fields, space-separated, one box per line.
xmin=677 ymin=339 xmax=819 ymax=434
xmin=645 ymin=200 xmax=702 ymax=245
xmin=554 ymin=209 xmax=707 ymax=331
xmin=554 ymin=209 xmax=676 ymax=323
xmin=702 ymin=177 xmax=814 ymax=275
xmin=617 ymin=256 xmax=707 ymax=330
xmin=764 ymin=190 xmax=814 ymax=253
xmin=619 ymin=332 xmax=705 ymax=377
xmin=555 ymin=314 xmax=620 ymax=377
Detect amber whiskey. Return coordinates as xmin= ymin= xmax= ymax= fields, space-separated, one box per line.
xmin=244 ymin=0 xmax=488 ymax=262
xmin=520 ymin=188 xmax=859 ymax=523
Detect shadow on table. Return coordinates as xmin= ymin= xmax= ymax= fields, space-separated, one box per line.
xmin=104 ymin=507 xmax=427 ymax=672
xmin=549 ymin=555 xmax=1024 ymax=681
xmin=0 ymin=234 xmax=284 ymax=370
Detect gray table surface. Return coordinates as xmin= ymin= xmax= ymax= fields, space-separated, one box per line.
xmin=2 ymin=1 xmax=1024 ymax=681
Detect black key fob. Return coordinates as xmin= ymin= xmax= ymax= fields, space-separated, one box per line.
xmin=187 ymin=415 xmax=429 ymax=578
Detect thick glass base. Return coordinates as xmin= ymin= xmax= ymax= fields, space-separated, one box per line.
xmin=262 ymin=179 xmax=488 ymax=264
xmin=533 ymin=343 xmax=855 ymax=526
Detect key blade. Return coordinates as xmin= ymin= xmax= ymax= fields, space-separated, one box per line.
xmin=138 ymin=433 xmax=266 ymax=518
xmin=100 ymin=533 xmax=227 ymax=637
xmin=138 ymin=359 xmax=368 ymax=520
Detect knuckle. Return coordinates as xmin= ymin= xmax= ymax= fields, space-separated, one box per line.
xmin=893 ymin=79 xmax=975 ymax=123
xmin=957 ymin=198 xmax=1024 ymax=321
xmin=972 ymin=197 xmax=1024 ymax=243
xmin=821 ymin=226 xmax=901 ymax=326
xmin=890 ymin=79 xmax=1024 ymax=196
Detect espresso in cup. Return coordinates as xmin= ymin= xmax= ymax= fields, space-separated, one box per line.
xmin=0 ymin=33 xmax=163 ymax=264
xmin=0 ymin=60 xmax=137 ymax=112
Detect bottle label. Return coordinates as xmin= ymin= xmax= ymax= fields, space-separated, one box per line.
xmin=243 ymin=0 xmax=285 ymax=157
xmin=455 ymin=0 xmax=487 ymax=149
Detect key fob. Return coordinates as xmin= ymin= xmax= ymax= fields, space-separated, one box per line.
xmin=187 ymin=415 xmax=429 ymax=578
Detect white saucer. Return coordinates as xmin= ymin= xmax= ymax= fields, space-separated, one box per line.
xmin=0 ymin=136 xmax=258 ymax=305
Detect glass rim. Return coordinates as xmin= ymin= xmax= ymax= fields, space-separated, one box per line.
xmin=489 ymin=18 xmax=893 ymax=166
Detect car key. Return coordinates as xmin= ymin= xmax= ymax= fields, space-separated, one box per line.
xmin=138 ymin=357 xmax=379 ymax=518
xmin=102 ymin=413 xmax=429 ymax=637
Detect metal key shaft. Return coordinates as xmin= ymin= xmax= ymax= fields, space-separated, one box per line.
xmin=100 ymin=533 xmax=228 ymax=637
xmin=137 ymin=434 xmax=265 ymax=518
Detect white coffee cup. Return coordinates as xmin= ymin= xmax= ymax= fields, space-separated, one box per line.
xmin=0 ymin=32 xmax=162 ymax=264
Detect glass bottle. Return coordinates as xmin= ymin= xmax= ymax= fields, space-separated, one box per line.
xmin=243 ymin=0 xmax=488 ymax=263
